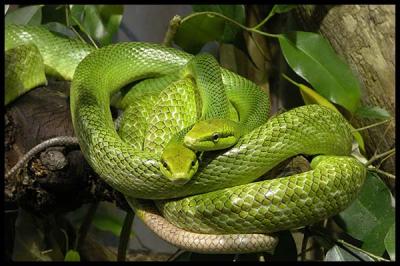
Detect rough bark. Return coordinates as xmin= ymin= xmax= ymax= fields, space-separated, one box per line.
xmin=292 ymin=5 xmax=395 ymax=184
xmin=5 ymin=81 xmax=127 ymax=215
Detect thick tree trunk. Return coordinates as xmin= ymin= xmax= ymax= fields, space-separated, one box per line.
xmin=293 ymin=5 xmax=395 ymax=184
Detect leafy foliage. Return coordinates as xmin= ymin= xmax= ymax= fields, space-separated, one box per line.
xmin=335 ymin=172 xmax=394 ymax=257
xmin=69 ymin=5 xmax=124 ymax=46
xmin=324 ymin=245 xmax=374 ymax=261
xmin=278 ymin=31 xmax=362 ymax=113
xmin=91 ymin=202 xmax=134 ymax=238
xmin=5 ymin=5 xmax=43 ymax=25
xmin=5 ymin=4 xmax=123 ymax=46
xmin=354 ymin=105 xmax=391 ymax=120
xmin=174 ymin=5 xmax=245 ymax=53
xmin=384 ymin=223 xmax=395 ymax=260
xmin=64 ymin=250 xmax=81 ymax=261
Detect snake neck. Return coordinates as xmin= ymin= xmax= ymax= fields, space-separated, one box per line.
xmin=181 ymin=54 xmax=231 ymax=120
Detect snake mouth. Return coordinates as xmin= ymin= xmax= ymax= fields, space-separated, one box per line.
xmin=159 ymin=161 xmax=196 ymax=186
xmin=170 ymin=176 xmax=191 ymax=185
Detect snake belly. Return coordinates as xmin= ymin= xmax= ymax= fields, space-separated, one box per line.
xmin=6 ymin=25 xmax=366 ymax=244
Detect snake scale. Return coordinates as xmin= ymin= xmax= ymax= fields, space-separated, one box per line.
xmin=5 ymin=24 xmax=366 ymax=254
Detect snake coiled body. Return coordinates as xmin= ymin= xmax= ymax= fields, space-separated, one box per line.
xmin=5 ymin=24 xmax=366 ymax=254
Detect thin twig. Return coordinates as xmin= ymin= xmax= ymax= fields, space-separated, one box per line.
xmin=65 ymin=5 xmax=86 ymax=44
xmin=70 ymin=27 xmax=87 ymax=44
xmin=300 ymin=228 xmax=310 ymax=261
xmin=376 ymin=152 xmax=395 ymax=169
xmin=365 ymin=148 xmax=395 ymax=167
xmin=351 ymin=119 xmax=392 ymax=132
xmin=297 ymin=245 xmax=318 ymax=258
xmin=60 ymin=228 xmax=70 ymax=253
xmin=247 ymin=32 xmax=269 ymax=61
xmin=5 ymin=136 xmax=79 ymax=179
xmin=117 ymin=210 xmax=135 ymax=261
xmin=65 ymin=5 xmax=98 ymax=49
xmin=309 ymin=226 xmax=390 ymax=262
xmin=167 ymin=249 xmax=185 ymax=261
xmin=368 ymin=120 xmax=393 ymax=166
xmin=70 ymin=15 xmax=99 ymax=49
xmin=250 ymin=12 xmax=274 ymax=30
xmin=163 ymin=15 xmax=181 ymax=47
xmin=281 ymin=73 xmax=301 ymax=87
xmin=77 ymin=201 xmax=99 ymax=250
xmin=181 ymin=11 xmax=281 ymax=39
xmin=368 ymin=167 xmax=395 ymax=179
xmin=336 ymin=239 xmax=390 ymax=262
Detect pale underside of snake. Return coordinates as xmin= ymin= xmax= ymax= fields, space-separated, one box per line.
xmin=5 ymin=24 xmax=366 ymax=254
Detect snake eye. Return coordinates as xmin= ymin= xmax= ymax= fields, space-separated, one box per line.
xmin=212 ymin=133 xmax=220 ymax=142
xmin=162 ymin=161 xmax=168 ymax=169
xmin=191 ymin=160 xmax=196 ymax=167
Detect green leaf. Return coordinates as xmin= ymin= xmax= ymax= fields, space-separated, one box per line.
xmin=174 ymin=5 xmax=245 ymax=53
xmin=5 ymin=5 xmax=43 ymax=26
xmin=324 ymin=245 xmax=374 ymax=261
xmin=361 ymin=215 xmax=394 ymax=256
xmin=91 ymin=203 xmax=134 ymax=238
xmin=69 ymin=4 xmax=84 ymax=25
xmin=69 ymin=5 xmax=124 ymax=46
xmin=93 ymin=213 xmax=133 ymax=238
xmin=355 ymin=105 xmax=391 ymax=120
xmin=175 ymin=14 xmax=224 ymax=53
xmin=193 ymin=5 xmax=245 ymax=43
xmin=278 ymin=31 xmax=361 ymax=113
xmin=384 ymin=223 xmax=395 ymax=260
xmin=64 ymin=250 xmax=81 ymax=261
xmin=41 ymin=5 xmax=67 ymax=25
xmin=335 ymin=172 xmax=394 ymax=256
xmin=43 ymin=22 xmax=75 ymax=38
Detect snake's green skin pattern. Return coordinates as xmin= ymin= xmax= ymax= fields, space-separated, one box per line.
xmin=121 ymin=78 xmax=279 ymax=254
xmin=119 ymin=94 xmax=160 ymax=150
xmin=5 ymin=24 xmax=94 ymax=105
xmin=69 ymin=41 xmax=272 ymax=199
xmin=5 ymin=24 xmax=94 ymax=80
xmin=5 ymin=43 xmax=47 ymax=105
xmin=157 ymin=156 xmax=366 ymax=234
xmin=5 ymin=24 xmax=95 ymax=80
xmin=118 ymin=74 xmax=180 ymax=110
xmin=181 ymin=54 xmax=231 ymax=120
xmin=144 ymin=78 xmax=200 ymax=155
xmin=6 ymin=25 xmax=366 ymax=253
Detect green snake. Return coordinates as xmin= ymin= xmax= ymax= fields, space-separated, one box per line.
xmin=5 ymin=24 xmax=366 ymax=254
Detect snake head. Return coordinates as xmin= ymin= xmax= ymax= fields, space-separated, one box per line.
xmin=159 ymin=143 xmax=199 ymax=185
xmin=184 ymin=119 xmax=242 ymax=152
